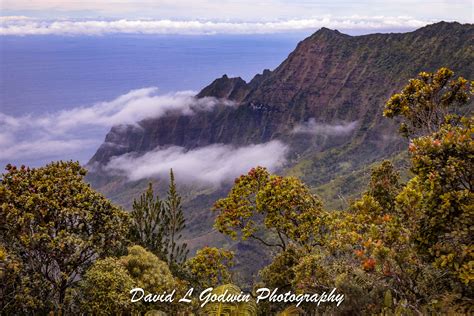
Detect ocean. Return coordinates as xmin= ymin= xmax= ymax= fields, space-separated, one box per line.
xmin=0 ymin=34 xmax=304 ymax=167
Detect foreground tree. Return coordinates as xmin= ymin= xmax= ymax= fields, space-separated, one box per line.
xmin=0 ymin=161 xmax=130 ymax=313
xmin=80 ymin=245 xmax=185 ymax=315
xmin=129 ymin=183 xmax=167 ymax=259
xmin=384 ymin=67 xmax=472 ymax=138
xmin=163 ymin=169 xmax=189 ymax=274
xmin=399 ymin=117 xmax=473 ymax=285
xmin=79 ymin=257 xmax=134 ymax=315
xmin=130 ymin=170 xmax=188 ymax=276
xmin=213 ymin=167 xmax=327 ymax=252
xmin=185 ymin=247 xmax=234 ymax=289
xmin=385 ymin=67 xmax=473 ymax=288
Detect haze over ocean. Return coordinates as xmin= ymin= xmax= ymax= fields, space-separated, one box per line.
xmin=0 ymin=34 xmax=302 ymax=167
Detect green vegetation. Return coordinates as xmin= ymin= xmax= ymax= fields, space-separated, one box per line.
xmin=1 ymin=68 xmax=472 ymax=314
xmin=212 ymin=68 xmax=473 ymax=314
xmin=185 ymin=247 xmax=234 ymax=289
xmin=384 ymin=67 xmax=472 ymax=138
xmin=200 ymin=284 xmax=257 ymax=316
xmin=213 ymin=167 xmax=325 ymax=252
xmin=0 ymin=162 xmax=130 ymax=314
xmin=129 ymin=169 xmax=189 ymax=277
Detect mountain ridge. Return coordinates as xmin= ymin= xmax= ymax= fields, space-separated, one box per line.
xmin=89 ymin=21 xmax=473 ymax=169
xmin=86 ymin=22 xmax=474 ymax=284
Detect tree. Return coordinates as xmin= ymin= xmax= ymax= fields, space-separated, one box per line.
xmin=0 ymin=161 xmax=130 ymax=313
xmin=366 ymin=160 xmax=401 ymax=213
xmin=163 ymin=169 xmax=188 ymax=273
xmin=213 ymin=167 xmax=326 ymax=252
xmin=398 ymin=117 xmax=473 ymax=285
xmin=120 ymin=245 xmax=178 ymax=296
xmin=185 ymin=247 xmax=234 ymax=289
xmin=384 ymin=67 xmax=473 ymax=287
xmin=79 ymin=257 xmax=134 ymax=315
xmin=259 ymin=245 xmax=303 ymax=290
xmin=383 ymin=67 xmax=472 ymax=138
xmin=0 ymin=244 xmax=35 ymax=313
xmin=80 ymin=246 xmax=185 ymax=315
xmin=129 ymin=170 xmax=188 ymax=276
xmin=130 ymin=183 xmax=167 ymax=259
xmin=119 ymin=245 xmax=186 ymax=315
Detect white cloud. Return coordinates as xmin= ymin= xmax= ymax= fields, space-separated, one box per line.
xmin=0 ymin=16 xmax=434 ymax=36
xmin=0 ymin=88 xmax=231 ymax=164
xmin=105 ymin=141 xmax=289 ymax=185
xmin=0 ymin=138 xmax=97 ymax=162
xmin=0 ymin=88 xmax=229 ymax=133
xmin=293 ymin=118 xmax=358 ymax=136
xmin=45 ymin=88 xmax=232 ymax=132
xmin=0 ymin=16 xmax=31 ymax=21
xmin=1 ymin=0 xmax=471 ymax=22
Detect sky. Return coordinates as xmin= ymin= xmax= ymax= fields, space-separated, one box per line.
xmin=1 ymin=0 xmax=472 ymax=35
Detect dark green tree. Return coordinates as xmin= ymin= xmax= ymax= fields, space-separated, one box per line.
xmin=129 ymin=183 xmax=167 ymax=259
xmin=163 ymin=169 xmax=188 ymax=273
xmin=129 ymin=170 xmax=188 ymax=276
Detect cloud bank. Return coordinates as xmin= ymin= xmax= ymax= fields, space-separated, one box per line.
xmin=105 ymin=140 xmax=289 ymax=184
xmin=39 ymin=88 xmax=232 ymax=132
xmin=1 ymin=0 xmax=471 ymax=23
xmin=293 ymin=118 xmax=358 ymax=136
xmin=0 ymin=88 xmax=230 ymax=164
xmin=0 ymin=16 xmax=432 ymax=36
xmin=1 ymin=85 xmax=288 ymax=184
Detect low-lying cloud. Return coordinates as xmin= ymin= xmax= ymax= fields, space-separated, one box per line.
xmin=293 ymin=118 xmax=358 ymax=136
xmin=0 ymin=88 xmax=230 ymax=165
xmin=0 ymin=16 xmax=432 ymax=36
xmin=105 ymin=141 xmax=289 ymax=185
xmin=45 ymin=88 xmax=231 ymax=132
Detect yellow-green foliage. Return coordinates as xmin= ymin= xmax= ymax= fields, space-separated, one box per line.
xmin=120 ymin=245 xmax=177 ymax=294
xmin=186 ymin=247 xmax=234 ymax=289
xmin=384 ymin=67 xmax=472 ymax=138
xmin=213 ymin=167 xmax=326 ymax=252
xmin=250 ymin=67 xmax=473 ymax=314
xmin=80 ymin=245 xmax=182 ymax=315
xmin=400 ymin=117 xmax=474 ymax=284
xmin=259 ymin=245 xmax=303 ymax=289
xmin=79 ymin=257 xmax=134 ymax=315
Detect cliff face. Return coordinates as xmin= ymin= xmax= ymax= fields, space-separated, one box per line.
xmin=89 ymin=22 xmax=474 ymax=169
